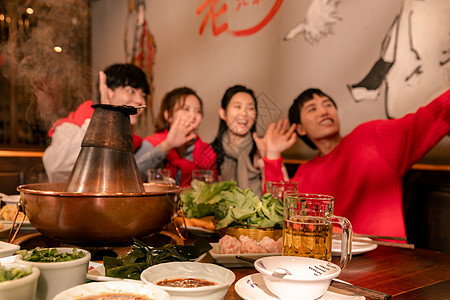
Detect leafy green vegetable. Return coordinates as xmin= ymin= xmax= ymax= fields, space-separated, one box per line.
xmin=16 ymin=247 xmax=86 ymax=262
xmin=103 ymin=238 xmax=212 ymax=280
xmin=0 ymin=266 xmax=32 ymax=282
xmin=181 ymin=180 xmax=237 ymax=218
xmin=181 ymin=180 xmax=284 ymax=229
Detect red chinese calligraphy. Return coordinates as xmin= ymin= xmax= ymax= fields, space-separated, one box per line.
xmin=231 ymin=0 xmax=283 ymax=36
xmin=196 ymin=0 xmax=228 ymax=36
xmin=197 ymin=0 xmax=284 ymax=37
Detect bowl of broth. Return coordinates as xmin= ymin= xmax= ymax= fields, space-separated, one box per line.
xmin=140 ymin=261 xmax=235 ymax=300
xmin=52 ymin=281 xmax=170 ymax=300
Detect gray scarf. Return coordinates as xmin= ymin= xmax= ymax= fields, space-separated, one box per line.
xmin=220 ymin=131 xmax=262 ymax=197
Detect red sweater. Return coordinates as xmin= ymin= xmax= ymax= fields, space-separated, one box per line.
xmin=264 ymin=89 xmax=450 ymax=238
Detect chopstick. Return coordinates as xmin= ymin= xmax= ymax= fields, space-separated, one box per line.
xmin=236 ymin=255 xmax=257 ymax=264
xmin=352 ymin=233 xmax=407 ymax=241
xmin=332 ymin=233 xmax=415 ymax=249
xmin=330 ymin=280 xmax=392 ymax=300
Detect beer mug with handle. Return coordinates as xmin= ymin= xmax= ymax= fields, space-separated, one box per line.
xmin=266 ymin=181 xmax=299 ymax=203
xmin=283 ymin=193 xmax=352 ymax=270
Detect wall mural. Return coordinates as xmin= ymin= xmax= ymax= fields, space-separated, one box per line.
xmin=87 ymin=0 xmax=449 ymax=161
xmin=347 ymin=0 xmax=450 ymax=119
xmin=283 ymin=0 xmax=341 ymax=44
xmin=196 ymin=0 xmax=341 ymax=43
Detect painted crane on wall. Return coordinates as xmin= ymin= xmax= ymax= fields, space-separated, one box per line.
xmin=347 ymin=0 xmax=450 ymax=119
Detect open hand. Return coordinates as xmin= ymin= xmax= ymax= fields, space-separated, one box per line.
xmin=98 ymin=71 xmax=112 ymax=104
xmin=254 ymin=119 xmax=297 ymax=160
xmin=160 ymin=110 xmax=197 ymax=153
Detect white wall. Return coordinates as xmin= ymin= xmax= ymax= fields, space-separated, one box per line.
xmin=91 ymin=0 xmax=450 ymax=163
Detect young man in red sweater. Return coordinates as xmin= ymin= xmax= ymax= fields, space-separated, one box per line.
xmin=257 ymin=88 xmax=450 ymax=238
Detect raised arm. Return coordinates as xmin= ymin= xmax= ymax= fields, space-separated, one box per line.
xmin=372 ymin=88 xmax=450 ymax=175
xmin=254 ymin=119 xmax=297 ymax=186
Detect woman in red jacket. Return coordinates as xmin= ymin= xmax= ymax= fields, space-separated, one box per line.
xmin=135 ymin=87 xmax=217 ymax=187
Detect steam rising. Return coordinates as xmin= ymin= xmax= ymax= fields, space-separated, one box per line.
xmin=1 ymin=0 xmax=92 ymax=129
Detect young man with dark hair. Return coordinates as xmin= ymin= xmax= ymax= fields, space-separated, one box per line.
xmin=43 ymin=64 xmax=150 ymax=183
xmin=257 ymin=88 xmax=450 ymax=238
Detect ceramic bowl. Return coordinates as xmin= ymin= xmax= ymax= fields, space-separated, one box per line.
xmin=0 ymin=263 xmax=40 ymax=300
xmin=0 ymin=241 xmax=20 ymax=258
xmin=53 ymin=281 xmax=170 ymax=300
xmin=15 ymin=247 xmax=91 ymax=300
xmin=254 ymin=256 xmax=341 ymax=300
xmin=141 ymin=261 xmax=235 ymax=300
xmin=0 ymin=194 xmax=20 ymax=205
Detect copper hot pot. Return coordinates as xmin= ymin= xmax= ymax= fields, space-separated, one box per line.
xmin=17 ymin=182 xmax=181 ymax=244
xmin=17 ymin=104 xmax=182 ymax=245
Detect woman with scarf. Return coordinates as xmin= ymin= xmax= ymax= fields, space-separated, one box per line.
xmin=135 ymin=87 xmax=217 ymax=187
xmin=211 ymin=85 xmax=265 ymax=197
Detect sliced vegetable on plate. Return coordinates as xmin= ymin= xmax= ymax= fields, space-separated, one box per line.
xmin=103 ymin=238 xmax=212 ymax=280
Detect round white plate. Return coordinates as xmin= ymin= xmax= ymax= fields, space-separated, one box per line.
xmin=183 ymin=225 xmax=217 ymax=236
xmin=235 ymin=273 xmax=365 ymax=300
xmin=2 ymin=220 xmax=35 ymax=230
xmin=332 ymin=238 xmax=377 ymax=256
xmin=209 ymin=243 xmax=280 ymax=268
xmin=87 ymin=262 xmax=140 ymax=282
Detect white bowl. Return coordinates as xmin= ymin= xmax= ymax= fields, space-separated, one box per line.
xmin=0 ymin=194 xmax=20 ymax=206
xmin=0 ymin=263 xmax=40 ymax=300
xmin=0 ymin=241 xmax=20 ymax=258
xmin=15 ymin=248 xmax=91 ymax=300
xmin=52 ymin=281 xmax=170 ymax=300
xmin=254 ymin=256 xmax=341 ymax=300
xmin=141 ymin=261 xmax=235 ymax=300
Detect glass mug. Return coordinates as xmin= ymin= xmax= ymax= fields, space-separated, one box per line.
xmin=283 ymin=193 xmax=352 ymax=269
xmin=266 ymin=181 xmax=299 ymax=203
xmin=192 ymin=170 xmax=215 ymax=184
xmin=147 ymin=168 xmax=174 ymax=184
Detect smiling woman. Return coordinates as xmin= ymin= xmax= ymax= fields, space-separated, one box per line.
xmin=211 ymin=85 xmax=264 ymax=197
xmin=135 ymin=87 xmax=217 ymax=186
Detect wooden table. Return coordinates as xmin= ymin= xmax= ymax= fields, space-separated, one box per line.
xmin=219 ymin=245 xmax=450 ymax=299
xmin=5 ymin=229 xmax=450 ymax=299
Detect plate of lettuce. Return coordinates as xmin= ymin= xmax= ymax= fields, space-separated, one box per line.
xmin=181 ymin=180 xmax=284 ymax=230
